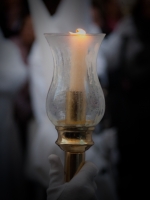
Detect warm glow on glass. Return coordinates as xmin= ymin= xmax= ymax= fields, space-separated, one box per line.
xmin=44 ymin=31 xmax=105 ymax=127
xmin=69 ymin=28 xmax=86 ymax=35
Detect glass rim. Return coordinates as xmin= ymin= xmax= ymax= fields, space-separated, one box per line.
xmin=44 ymin=33 xmax=106 ymax=37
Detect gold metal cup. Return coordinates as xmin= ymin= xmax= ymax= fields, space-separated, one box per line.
xmin=56 ymin=126 xmax=95 ymax=181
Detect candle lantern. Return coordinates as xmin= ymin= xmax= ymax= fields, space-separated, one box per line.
xmin=44 ymin=30 xmax=105 ymax=182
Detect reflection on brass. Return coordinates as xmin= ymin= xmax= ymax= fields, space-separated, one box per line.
xmin=65 ymin=152 xmax=85 ymax=182
xmin=57 ymin=119 xmax=93 ymax=126
xmin=66 ymin=91 xmax=86 ymax=125
xmin=55 ymin=126 xmax=94 ymax=181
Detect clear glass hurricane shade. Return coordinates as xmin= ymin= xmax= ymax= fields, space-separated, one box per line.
xmin=45 ymin=33 xmax=105 ymax=127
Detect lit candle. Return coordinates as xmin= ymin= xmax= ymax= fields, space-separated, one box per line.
xmin=66 ymin=29 xmax=89 ymax=125
xmin=69 ymin=29 xmax=87 ymax=91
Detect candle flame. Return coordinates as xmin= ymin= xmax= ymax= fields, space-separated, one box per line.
xmin=69 ymin=28 xmax=86 ymax=35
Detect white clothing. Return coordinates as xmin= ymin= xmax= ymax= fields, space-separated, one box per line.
xmin=0 ymin=33 xmax=27 ymax=198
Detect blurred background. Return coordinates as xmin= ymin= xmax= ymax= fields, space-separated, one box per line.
xmin=0 ymin=0 xmax=150 ymax=200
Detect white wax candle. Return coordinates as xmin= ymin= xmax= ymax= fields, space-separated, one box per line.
xmin=69 ymin=29 xmax=89 ymax=91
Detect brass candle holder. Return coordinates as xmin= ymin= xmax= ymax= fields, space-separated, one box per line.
xmin=45 ymin=29 xmax=105 ymax=182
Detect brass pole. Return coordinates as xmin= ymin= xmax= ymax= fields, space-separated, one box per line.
xmin=64 ymin=152 xmax=85 ymax=182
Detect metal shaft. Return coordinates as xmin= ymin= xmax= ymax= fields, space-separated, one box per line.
xmin=64 ymin=152 xmax=85 ymax=182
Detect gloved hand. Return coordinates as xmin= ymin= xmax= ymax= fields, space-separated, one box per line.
xmin=47 ymin=154 xmax=98 ymax=200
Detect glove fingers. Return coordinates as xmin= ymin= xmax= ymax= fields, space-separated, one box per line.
xmin=72 ymin=161 xmax=98 ymax=184
xmin=79 ymin=161 xmax=98 ymax=180
xmin=81 ymin=162 xmax=98 ymax=190
xmin=48 ymin=154 xmax=64 ymax=187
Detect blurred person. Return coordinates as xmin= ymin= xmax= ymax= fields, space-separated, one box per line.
xmin=0 ymin=1 xmax=38 ymax=199
xmin=90 ymin=0 xmax=124 ymax=135
xmin=90 ymin=0 xmax=124 ymax=89
xmin=0 ymin=29 xmax=27 ymax=200
xmin=10 ymin=14 xmax=45 ymax=200
xmin=11 ymin=14 xmax=35 ymax=64
xmin=11 ymin=14 xmax=35 ymax=154
xmin=91 ymin=0 xmax=123 ymax=37
xmin=0 ymin=0 xmax=28 ymax=38
xmin=99 ymin=0 xmax=150 ymax=199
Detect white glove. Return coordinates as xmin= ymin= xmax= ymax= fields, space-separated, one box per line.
xmin=47 ymin=154 xmax=98 ymax=200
